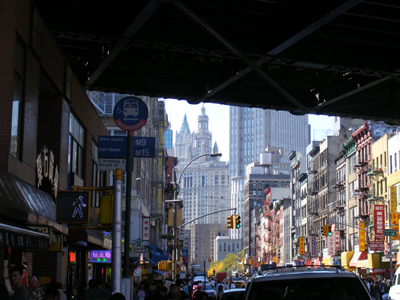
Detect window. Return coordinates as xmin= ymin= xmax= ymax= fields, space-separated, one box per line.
xmin=91 ymin=141 xmax=105 ymax=207
xmin=68 ymin=113 xmax=85 ymax=186
xmin=10 ymin=39 xmax=25 ymax=158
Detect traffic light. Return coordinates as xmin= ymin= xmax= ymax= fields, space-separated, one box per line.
xmin=234 ymin=214 xmax=241 ymax=229
xmin=227 ymin=214 xmax=234 ymax=229
xmin=322 ymin=224 xmax=332 ymax=236
xmin=327 ymin=224 xmax=332 ymax=236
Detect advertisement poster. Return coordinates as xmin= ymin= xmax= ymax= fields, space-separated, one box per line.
xmin=391 ymin=186 xmax=397 ymax=213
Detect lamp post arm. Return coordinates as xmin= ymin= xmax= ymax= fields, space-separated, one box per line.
xmin=177 ymin=154 xmax=210 ymax=185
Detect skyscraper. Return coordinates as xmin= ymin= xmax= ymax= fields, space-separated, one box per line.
xmin=229 ymin=108 xmax=309 ymax=177
xmin=174 ymin=107 xmax=230 ymax=228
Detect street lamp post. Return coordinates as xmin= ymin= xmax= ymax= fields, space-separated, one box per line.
xmin=172 ymin=153 xmax=222 ymax=280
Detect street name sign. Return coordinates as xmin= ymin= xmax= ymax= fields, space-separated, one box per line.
xmin=385 ymin=229 xmax=397 ymax=237
xmin=98 ymin=158 xmax=126 ymax=171
xmin=385 ymin=254 xmax=397 ymax=259
xmin=134 ymin=248 xmax=144 ymax=253
xmin=98 ymin=136 xmax=127 ymax=158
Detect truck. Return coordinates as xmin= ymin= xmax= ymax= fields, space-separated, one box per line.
xmin=216 ymin=272 xmax=227 ymax=283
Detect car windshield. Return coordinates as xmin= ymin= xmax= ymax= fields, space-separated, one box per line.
xmin=232 ymin=277 xmax=244 ymax=281
xmin=205 ymin=284 xmax=213 ymax=290
xmin=248 ymin=277 xmax=371 ymax=300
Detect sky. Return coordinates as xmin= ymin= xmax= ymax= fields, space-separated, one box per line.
xmin=164 ymin=98 xmax=335 ymax=160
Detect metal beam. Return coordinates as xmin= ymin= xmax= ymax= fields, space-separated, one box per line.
xmin=200 ymin=0 xmax=363 ymax=101
xmin=169 ymin=0 xmax=307 ymax=113
xmin=312 ymin=74 xmax=397 ymax=111
xmin=83 ymin=0 xmax=162 ymax=90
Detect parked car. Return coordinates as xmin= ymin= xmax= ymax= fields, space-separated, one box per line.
xmin=193 ymin=276 xmax=209 ymax=284
xmin=221 ymin=288 xmax=246 ymax=300
xmin=245 ymin=266 xmax=372 ymax=300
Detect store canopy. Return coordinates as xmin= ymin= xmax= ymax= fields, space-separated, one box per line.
xmin=356 ymin=260 xmax=369 ymax=269
xmin=145 ymin=245 xmax=170 ymax=264
xmin=349 ymin=252 xmax=368 ymax=267
xmin=153 ymin=270 xmax=166 ymax=275
xmin=0 ymin=168 xmax=68 ymax=234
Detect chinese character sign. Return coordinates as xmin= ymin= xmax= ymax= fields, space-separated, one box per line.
xmin=391 ymin=186 xmax=397 ymax=213
xmin=299 ymin=237 xmax=305 ymax=255
xmin=143 ymin=217 xmax=150 ymax=241
xmin=374 ymin=205 xmax=385 ymax=241
xmin=311 ymin=237 xmax=316 ymax=256
xmin=359 ymin=222 xmax=366 ymax=252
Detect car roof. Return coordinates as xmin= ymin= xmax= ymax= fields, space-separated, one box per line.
xmin=253 ymin=269 xmax=358 ymax=282
xmin=223 ymin=289 xmax=246 ymax=293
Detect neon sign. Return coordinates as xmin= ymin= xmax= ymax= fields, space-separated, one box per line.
xmin=90 ymin=250 xmax=112 ymax=263
xmin=69 ymin=251 xmax=76 ymax=264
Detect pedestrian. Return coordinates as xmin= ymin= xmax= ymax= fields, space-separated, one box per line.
xmin=158 ymin=286 xmax=169 ymax=300
xmin=196 ymin=292 xmax=208 ymax=300
xmin=48 ymin=282 xmax=67 ymax=300
xmin=145 ymin=285 xmax=158 ymax=300
xmin=44 ymin=288 xmax=60 ymax=300
xmin=169 ymin=286 xmax=182 ymax=300
xmin=192 ymin=285 xmax=201 ymax=300
xmin=216 ymin=285 xmax=224 ymax=300
xmin=10 ymin=266 xmax=30 ymax=300
xmin=110 ymin=293 xmax=126 ymax=300
xmin=137 ymin=282 xmax=146 ymax=300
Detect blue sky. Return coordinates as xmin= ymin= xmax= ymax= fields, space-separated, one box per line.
xmin=164 ymin=99 xmax=334 ymax=160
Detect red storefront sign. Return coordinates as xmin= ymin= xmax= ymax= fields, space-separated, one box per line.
xmin=374 ymin=205 xmax=385 ymax=241
xmin=369 ymin=241 xmax=384 ymax=252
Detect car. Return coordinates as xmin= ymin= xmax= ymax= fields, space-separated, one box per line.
xmin=204 ymin=283 xmax=217 ymax=300
xmin=193 ymin=276 xmax=209 ymax=284
xmin=231 ymin=276 xmax=246 ymax=289
xmin=245 ymin=266 xmax=372 ymax=300
xmin=221 ymin=288 xmax=246 ymax=300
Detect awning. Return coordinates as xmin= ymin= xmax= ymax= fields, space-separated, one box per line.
xmin=349 ymin=252 xmax=368 ymax=267
xmin=0 ymin=168 xmax=68 ymax=234
xmin=145 ymin=245 xmax=170 ymax=264
xmin=67 ymin=228 xmax=104 ymax=247
xmin=0 ymin=220 xmax=49 ymax=251
xmin=153 ymin=270 xmax=166 ymax=275
xmin=341 ymin=251 xmax=354 ymax=269
xmin=356 ymin=260 xmax=369 ymax=269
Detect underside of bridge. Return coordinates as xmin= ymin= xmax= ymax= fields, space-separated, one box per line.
xmin=32 ymin=0 xmax=400 ymax=123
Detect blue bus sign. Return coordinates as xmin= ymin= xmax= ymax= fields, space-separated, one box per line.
xmin=114 ymin=97 xmax=148 ymax=131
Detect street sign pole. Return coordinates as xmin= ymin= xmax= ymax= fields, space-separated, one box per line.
xmin=124 ymin=130 xmax=134 ymax=277
xmin=112 ymin=169 xmax=123 ymax=294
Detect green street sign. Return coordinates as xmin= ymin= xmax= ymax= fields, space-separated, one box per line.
xmin=384 ymin=229 xmax=397 ymax=237
xmin=162 ymin=235 xmax=174 ymax=240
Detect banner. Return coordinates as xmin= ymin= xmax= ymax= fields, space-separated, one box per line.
xmin=311 ymin=236 xmax=316 ymax=256
xmin=299 ymin=236 xmax=305 ymax=255
xmin=143 ymin=218 xmax=150 ymax=241
xmin=391 ymin=186 xmax=397 ymax=213
xmin=359 ymin=222 xmax=366 ymax=252
xmin=374 ymin=205 xmax=385 ymax=241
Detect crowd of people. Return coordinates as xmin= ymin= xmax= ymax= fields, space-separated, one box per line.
xmin=363 ymin=278 xmax=391 ymax=300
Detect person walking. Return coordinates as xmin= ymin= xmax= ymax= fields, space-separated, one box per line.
xmin=10 ymin=266 xmax=30 ymax=300
xmin=137 ymin=282 xmax=147 ymax=300
xmin=216 ymin=285 xmax=224 ymax=300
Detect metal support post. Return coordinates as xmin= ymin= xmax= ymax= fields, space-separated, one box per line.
xmin=124 ymin=131 xmax=134 ymax=277
xmin=112 ymin=169 xmax=123 ymax=293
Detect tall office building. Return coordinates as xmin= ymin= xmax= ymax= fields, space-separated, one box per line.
xmin=174 ymin=107 xmax=230 ymax=228
xmin=229 ymin=108 xmax=309 ymax=177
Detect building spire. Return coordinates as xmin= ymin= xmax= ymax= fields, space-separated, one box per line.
xmin=179 ymin=114 xmax=191 ymax=133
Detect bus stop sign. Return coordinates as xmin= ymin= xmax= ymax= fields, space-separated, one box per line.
xmin=113 ymin=97 xmax=148 ymax=131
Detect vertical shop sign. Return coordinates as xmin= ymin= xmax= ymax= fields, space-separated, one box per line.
xmin=142 ymin=218 xmax=150 ymax=241
xmin=299 ymin=237 xmax=305 ymax=255
xmin=391 ymin=186 xmax=398 ymax=213
xmin=374 ymin=205 xmax=385 ymax=241
xmin=311 ymin=236 xmax=316 ymax=256
xmin=360 ymin=222 xmax=366 ymax=251
xmin=335 ymin=231 xmax=340 ymax=251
